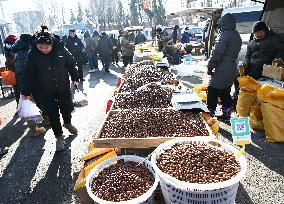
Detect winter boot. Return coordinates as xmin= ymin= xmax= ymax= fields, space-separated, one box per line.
xmin=31 ymin=124 xmax=46 ymax=136
xmin=0 ymin=147 xmax=9 ymax=155
xmin=218 ymin=107 xmax=231 ymax=122
xmin=63 ymin=123 xmax=78 ymax=135
xmin=208 ymin=108 xmax=216 ymax=117
xmin=56 ymin=135 xmax=65 ymax=152
xmin=42 ymin=115 xmax=50 ymax=126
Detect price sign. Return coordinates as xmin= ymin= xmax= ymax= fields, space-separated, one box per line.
xmin=230 ymin=117 xmax=251 ymax=145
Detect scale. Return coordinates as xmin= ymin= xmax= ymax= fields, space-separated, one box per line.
xmin=171 ymin=90 xmax=209 ymax=112
xmin=154 ymin=58 xmax=170 ymax=68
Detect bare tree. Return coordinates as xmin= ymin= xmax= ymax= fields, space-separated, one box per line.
xmin=13 ymin=11 xmax=44 ymax=33
xmin=90 ymin=0 xmax=118 ymax=31
xmin=33 ymin=0 xmax=62 ymax=29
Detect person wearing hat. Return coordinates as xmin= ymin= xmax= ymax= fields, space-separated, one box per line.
xmin=64 ymin=29 xmax=85 ymax=81
xmin=206 ymin=13 xmax=242 ymax=121
xmin=21 ymin=26 xmax=80 ymax=152
xmin=181 ymin=27 xmax=191 ymax=44
xmin=244 ymin=21 xmax=284 ymax=79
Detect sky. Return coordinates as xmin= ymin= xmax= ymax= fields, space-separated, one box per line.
xmin=2 ymin=0 xmax=88 ymax=18
xmin=1 ymin=0 xmax=177 ymax=18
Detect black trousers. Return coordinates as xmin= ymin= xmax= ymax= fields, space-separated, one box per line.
xmin=112 ymin=48 xmax=119 ymax=64
xmin=42 ymin=93 xmax=73 ymax=137
xmin=122 ymin=56 xmax=133 ymax=67
xmin=76 ymin=61 xmax=83 ymax=80
xmin=207 ymin=86 xmax=231 ymax=114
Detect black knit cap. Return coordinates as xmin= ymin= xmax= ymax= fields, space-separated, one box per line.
xmin=36 ymin=25 xmax=53 ymax=45
xmin=252 ymin=21 xmax=269 ymax=33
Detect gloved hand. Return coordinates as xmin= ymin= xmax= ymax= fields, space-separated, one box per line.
xmin=73 ymin=81 xmax=80 ymax=89
xmin=242 ymin=62 xmax=249 ymax=69
xmin=207 ymin=69 xmax=213 ymax=75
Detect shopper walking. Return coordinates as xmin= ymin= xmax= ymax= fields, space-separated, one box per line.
xmin=12 ymin=34 xmax=46 ymax=136
xmin=65 ymin=29 xmax=85 ymax=81
xmin=97 ymin=32 xmax=113 ymax=72
xmin=21 ymin=26 xmax=80 ymax=151
xmin=110 ymin=34 xmax=119 ymax=65
xmin=84 ymin=31 xmax=98 ymax=72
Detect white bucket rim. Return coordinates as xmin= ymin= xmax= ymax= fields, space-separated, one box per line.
xmin=86 ymin=155 xmax=159 ymax=204
xmin=151 ymin=137 xmax=247 ymax=191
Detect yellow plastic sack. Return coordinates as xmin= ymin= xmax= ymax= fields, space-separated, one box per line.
xmin=261 ymin=102 xmax=284 ymax=142
xmin=193 ymin=84 xmax=208 ymax=92
xmin=249 ymin=103 xmax=264 ymax=131
xmin=193 ymin=85 xmax=208 ymax=101
xmin=257 ymin=84 xmax=284 ymax=109
xmin=236 ymin=90 xmax=257 ymax=117
xmin=197 ymin=91 xmax=207 ymax=101
xmin=201 ymin=112 xmax=219 ymax=136
xmin=237 ymin=76 xmax=261 ymax=92
xmin=149 ymin=54 xmax=162 ymax=61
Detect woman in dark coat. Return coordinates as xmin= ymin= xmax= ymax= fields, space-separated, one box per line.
xmin=12 ymin=34 xmax=47 ymax=136
xmin=21 ymin=26 xmax=80 ymax=151
xmin=207 ymin=13 xmax=242 ymax=121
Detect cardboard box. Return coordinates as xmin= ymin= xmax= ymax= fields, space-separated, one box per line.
xmin=262 ymin=64 xmax=284 ymax=81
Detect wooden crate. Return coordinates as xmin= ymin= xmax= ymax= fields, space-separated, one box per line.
xmin=93 ymin=109 xmax=214 ymax=148
xmin=262 ymin=64 xmax=284 ymax=81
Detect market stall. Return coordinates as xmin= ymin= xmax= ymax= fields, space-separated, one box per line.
xmin=74 ymin=44 xmax=249 ymax=203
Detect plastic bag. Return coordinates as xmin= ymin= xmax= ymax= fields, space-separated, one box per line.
xmin=1 ymin=69 xmax=16 ymax=85
xmin=237 ymin=76 xmax=261 ymax=92
xmin=17 ymin=96 xmax=43 ymax=123
xmin=73 ymin=90 xmax=88 ymax=107
xmin=249 ymin=102 xmax=264 ymax=131
xmin=261 ymin=102 xmax=284 ymax=142
xmin=201 ymin=112 xmax=219 ymax=136
xmin=257 ymin=84 xmax=284 ymax=109
xmin=236 ymin=90 xmax=257 ymax=117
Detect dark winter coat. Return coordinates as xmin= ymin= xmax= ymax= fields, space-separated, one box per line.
xmin=245 ymin=31 xmax=284 ymax=79
xmin=64 ymin=35 xmax=84 ymax=63
xmin=208 ymin=13 xmax=242 ymax=89
xmin=12 ymin=34 xmax=32 ymax=90
xmin=134 ymin=32 xmax=146 ymax=45
xmin=21 ymin=38 xmax=79 ymax=106
xmin=181 ymin=32 xmax=191 ymax=44
xmin=97 ymin=35 xmax=113 ymax=57
xmin=110 ymin=37 xmax=119 ymax=51
xmin=172 ymin=25 xmax=180 ymax=44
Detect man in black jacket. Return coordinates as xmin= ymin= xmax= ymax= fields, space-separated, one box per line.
xmin=97 ymin=32 xmax=113 ymax=72
xmin=244 ymin=21 xmax=284 ymax=79
xmin=21 ymin=26 xmax=80 ymax=151
xmin=64 ymin=29 xmax=85 ymax=81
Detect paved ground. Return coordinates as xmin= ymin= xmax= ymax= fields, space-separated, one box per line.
xmin=0 ymin=62 xmax=283 ymax=204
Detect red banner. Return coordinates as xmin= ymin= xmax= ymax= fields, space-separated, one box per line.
xmin=143 ymin=0 xmax=152 ymax=10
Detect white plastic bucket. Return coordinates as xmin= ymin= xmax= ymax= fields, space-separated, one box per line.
xmin=151 ymin=137 xmax=247 ymax=204
xmin=86 ymin=155 xmax=159 ymax=204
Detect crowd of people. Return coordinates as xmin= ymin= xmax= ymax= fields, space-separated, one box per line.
xmin=0 ymin=26 xmax=148 ymax=152
xmin=1 ymin=19 xmax=283 ymax=153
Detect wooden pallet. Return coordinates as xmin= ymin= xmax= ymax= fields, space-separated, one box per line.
xmin=93 ymin=109 xmax=214 ymax=148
